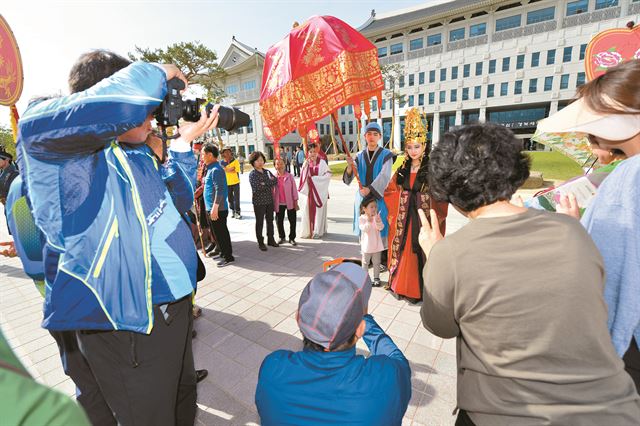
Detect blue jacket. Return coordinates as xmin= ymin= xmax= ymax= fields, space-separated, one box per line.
xmin=255 ymin=315 xmax=411 ymax=425
xmin=17 ymin=62 xmax=197 ymax=334
xmin=581 ymin=155 xmax=640 ymax=356
xmin=203 ymin=161 xmax=228 ymax=211
xmin=6 ymin=175 xmax=46 ymax=296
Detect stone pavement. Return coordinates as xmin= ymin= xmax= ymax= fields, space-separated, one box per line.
xmin=0 ymin=167 xmax=469 ymax=426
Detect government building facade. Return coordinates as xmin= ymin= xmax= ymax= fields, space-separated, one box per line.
xmin=343 ymin=0 xmax=640 ymax=150
xmin=217 ymin=1 xmax=640 ymax=156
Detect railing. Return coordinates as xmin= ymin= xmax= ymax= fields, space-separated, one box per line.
xmin=406 ymin=44 xmax=444 ymax=60
xmin=562 ymin=6 xmax=621 ymax=28
xmin=233 ymin=89 xmax=260 ymax=103
xmin=379 ymin=53 xmax=405 ymax=65
xmin=446 ymin=34 xmax=488 ymax=51
xmin=493 ymin=20 xmax=557 ymax=42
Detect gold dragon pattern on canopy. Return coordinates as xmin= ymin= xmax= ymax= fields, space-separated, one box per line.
xmin=0 ymin=15 xmax=23 ymax=106
xmin=259 ymin=15 xmax=384 ymax=152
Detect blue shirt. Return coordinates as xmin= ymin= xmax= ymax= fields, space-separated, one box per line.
xmin=581 ymin=155 xmax=640 ymax=356
xmin=296 ymin=150 xmax=305 ymax=165
xmin=203 ymin=161 xmax=228 ymax=211
xmin=255 ymin=315 xmax=411 ymax=425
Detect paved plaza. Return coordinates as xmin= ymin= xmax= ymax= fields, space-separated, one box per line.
xmin=0 ymin=165 xmax=470 ymax=426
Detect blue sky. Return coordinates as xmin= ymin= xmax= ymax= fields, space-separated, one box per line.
xmin=0 ymin=0 xmax=431 ymax=126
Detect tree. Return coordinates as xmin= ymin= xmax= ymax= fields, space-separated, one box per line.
xmin=380 ymin=63 xmax=406 ymax=150
xmin=0 ymin=126 xmax=15 ymax=158
xmin=129 ymin=41 xmax=227 ymax=102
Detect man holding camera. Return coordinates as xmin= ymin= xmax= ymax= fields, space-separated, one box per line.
xmin=17 ymin=50 xmax=218 ymax=425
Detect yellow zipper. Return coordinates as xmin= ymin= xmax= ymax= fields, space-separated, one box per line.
xmin=93 ymin=217 xmax=119 ymax=278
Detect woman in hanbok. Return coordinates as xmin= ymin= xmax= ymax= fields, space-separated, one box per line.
xmin=299 ymin=143 xmax=332 ymax=239
xmin=385 ymin=108 xmax=448 ymax=303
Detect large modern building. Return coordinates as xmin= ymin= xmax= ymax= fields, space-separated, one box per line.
xmin=341 ymin=0 xmax=640 ymax=151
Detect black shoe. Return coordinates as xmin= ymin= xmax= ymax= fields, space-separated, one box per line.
xmin=258 ymin=243 xmax=267 ymax=251
xmin=373 ymin=278 xmax=382 ymax=287
xmin=206 ymin=249 xmax=220 ymax=258
xmin=196 ymin=369 xmax=208 ymax=383
xmin=289 ymin=239 xmax=297 ymax=246
xmin=278 ymin=238 xmax=286 ymax=244
xmin=405 ymin=297 xmax=421 ymax=305
xmin=192 ymin=329 xmax=197 ymax=339
xmin=217 ymin=257 xmax=235 ymax=267
xmin=379 ymin=264 xmax=388 ymax=273
xmin=267 ymin=239 xmax=279 ymax=248
xmin=204 ymin=243 xmax=215 ymax=253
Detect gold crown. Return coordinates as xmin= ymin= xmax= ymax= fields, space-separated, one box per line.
xmin=403 ymin=108 xmax=428 ymax=145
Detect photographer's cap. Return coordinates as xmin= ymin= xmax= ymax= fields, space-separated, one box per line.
xmin=363 ymin=122 xmax=382 ymax=135
xmin=297 ymin=263 xmax=372 ymax=350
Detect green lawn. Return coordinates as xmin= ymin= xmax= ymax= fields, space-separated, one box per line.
xmin=527 ymin=151 xmax=584 ymax=181
xmin=329 ymin=151 xmax=583 ymax=182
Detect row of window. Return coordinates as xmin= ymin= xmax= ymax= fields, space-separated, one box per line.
xmin=225 ymin=80 xmax=257 ymax=95
xmin=378 ymin=0 xmax=620 ymax=56
xmin=381 ymin=44 xmax=588 ymax=91
xmin=397 ymin=73 xmax=586 ymax=107
xmin=338 ymin=73 xmax=587 ymax=116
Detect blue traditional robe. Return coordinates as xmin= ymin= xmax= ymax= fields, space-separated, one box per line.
xmin=343 ymin=147 xmax=394 ymax=238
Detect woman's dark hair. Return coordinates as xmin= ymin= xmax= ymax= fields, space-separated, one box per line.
xmin=360 ymin=195 xmax=377 ymax=215
xmin=249 ymin=151 xmax=266 ymax=167
xmin=578 ymin=59 xmax=640 ymax=114
xmin=302 ymin=334 xmax=358 ymax=352
xmin=202 ymin=142 xmax=219 ymax=157
xmin=429 ymin=123 xmax=530 ymax=212
xmin=307 ymin=143 xmax=317 ymax=150
xmin=68 ymin=50 xmax=131 ymax=94
xmin=396 ymin=141 xmax=431 ymax=192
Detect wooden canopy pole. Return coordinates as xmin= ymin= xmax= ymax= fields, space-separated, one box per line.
xmin=331 ymin=111 xmax=361 ymax=188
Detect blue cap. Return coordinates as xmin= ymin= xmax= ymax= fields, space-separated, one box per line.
xmin=363 ymin=122 xmax=382 ymax=135
xmin=297 ymin=263 xmax=372 ymax=350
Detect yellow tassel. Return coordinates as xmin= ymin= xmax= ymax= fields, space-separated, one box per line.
xmin=10 ymin=104 xmax=19 ymax=141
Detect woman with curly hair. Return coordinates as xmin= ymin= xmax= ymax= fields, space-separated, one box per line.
xmin=418 ymin=122 xmax=640 ymax=425
xmin=384 ymin=108 xmax=448 ymax=303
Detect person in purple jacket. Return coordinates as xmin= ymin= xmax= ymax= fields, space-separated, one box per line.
xmin=255 ymin=262 xmax=411 ymax=426
xmin=273 ymin=157 xmax=299 ymax=246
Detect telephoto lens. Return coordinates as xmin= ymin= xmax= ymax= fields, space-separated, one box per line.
xmin=211 ymin=105 xmax=251 ymax=132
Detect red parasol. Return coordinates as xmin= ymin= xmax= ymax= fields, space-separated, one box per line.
xmin=259 ymin=15 xmax=383 ymax=159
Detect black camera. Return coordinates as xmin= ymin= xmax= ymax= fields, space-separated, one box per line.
xmin=155 ymin=78 xmax=250 ymax=134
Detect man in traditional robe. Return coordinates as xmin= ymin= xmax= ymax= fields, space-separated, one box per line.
xmin=343 ymin=122 xmax=394 ymax=259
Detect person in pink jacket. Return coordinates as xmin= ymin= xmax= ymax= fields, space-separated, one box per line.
xmin=274 ymin=158 xmax=299 ymax=246
xmin=359 ymin=196 xmax=385 ymax=287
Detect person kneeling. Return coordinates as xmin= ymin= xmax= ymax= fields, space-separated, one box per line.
xmin=255 ymin=262 xmax=411 ymax=425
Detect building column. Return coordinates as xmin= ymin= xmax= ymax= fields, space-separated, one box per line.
xmin=455 ymin=109 xmax=462 ymax=126
xmin=432 ymin=111 xmax=441 ymax=145
xmin=549 ymin=101 xmax=559 ymax=116
xmin=393 ymin=112 xmax=402 ymax=151
xmin=479 ymin=107 xmax=487 ymax=123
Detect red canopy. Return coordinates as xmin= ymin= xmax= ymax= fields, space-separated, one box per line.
xmin=259 ymin=15 xmax=383 ymax=146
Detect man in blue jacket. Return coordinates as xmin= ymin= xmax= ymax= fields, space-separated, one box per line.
xmin=255 ymin=262 xmax=412 ymax=425
xmin=202 ymin=142 xmax=234 ymax=266
xmin=17 ymin=50 xmax=218 ymax=425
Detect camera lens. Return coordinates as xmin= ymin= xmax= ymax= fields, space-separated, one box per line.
xmin=182 ymin=99 xmax=202 ymax=122
xmin=216 ymin=106 xmax=250 ymax=132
